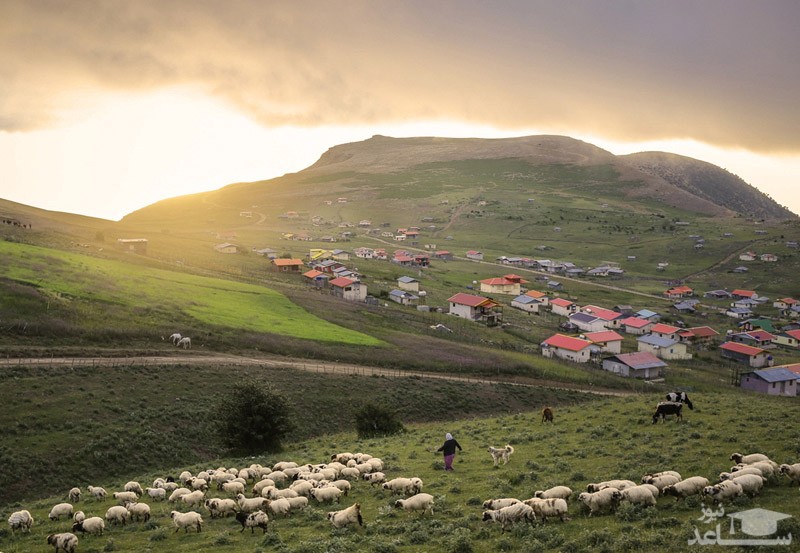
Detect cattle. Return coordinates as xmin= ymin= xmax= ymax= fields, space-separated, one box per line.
xmin=665 ymin=391 xmax=693 ymax=410
xmin=652 ymin=401 xmax=683 ymax=424
xmin=542 ymin=407 xmax=554 ymax=423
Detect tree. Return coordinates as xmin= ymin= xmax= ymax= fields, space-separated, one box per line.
xmin=214 ymin=380 xmax=294 ymax=453
xmin=354 ymin=402 xmax=404 ymax=439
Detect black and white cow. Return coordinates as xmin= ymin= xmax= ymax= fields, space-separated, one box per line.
xmin=652 ymin=401 xmax=683 ymax=424
xmin=665 ymin=391 xmax=693 ymax=410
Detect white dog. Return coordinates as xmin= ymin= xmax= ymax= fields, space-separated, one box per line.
xmin=487 ymin=445 xmax=515 ymax=466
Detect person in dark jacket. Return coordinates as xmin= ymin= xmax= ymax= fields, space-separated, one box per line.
xmin=437 ymin=433 xmax=462 ymax=471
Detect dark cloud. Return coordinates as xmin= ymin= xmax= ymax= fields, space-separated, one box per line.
xmin=1 ymin=0 xmax=799 ymax=152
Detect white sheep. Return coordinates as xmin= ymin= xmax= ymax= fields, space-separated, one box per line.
xmin=340 ymin=467 xmax=361 ymax=480
xmin=703 ymin=480 xmax=743 ymax=504
xmin=180 ymin=490 xmax=205 ymax=509
xmin=586 ymin=479 xmax=637 ymax=493
xmin=482 ymin=498 xmax=521 ymax=510
xmin=367 ymin=457 xmax=385 ymax=472
xmin=267 ymin=497 xmax=292 ymax=518
xmin=72 ymin=511 xmax=85 ymax=524
xmin=263 ymin=487 xmax=298 ymax=500
xmin=113 ymin=491 xmax=138 ymax=505
xmin=126 ymin=501 xmax=151 ymax=522
xmin=72 ymin=516 xmax=105 ymax=536
xmin=252 ymin=478 xmax=276 ymax=496
xmin=578 ymin=488 xmax=622 ymax=516
xmin=640 ymin=474 xmax=680 ymax=492
xmin=46 ymin=532 xmax=79 ymax=553
xmin=731 ymin=473 xmax=766 ymax=497
xmin=168 ymin=487 xmax=192 ymax=502
xmin=287 ymin=496 xmax=309 ymax=512
xmin=272 ymin=461 xmax=298 ymax=471
xmin=161 ymin=481 xmax=178 ymax=492
xmin=620 ymin=485 xmax=657 ymax=506
xmin=327 ymin=502 xmax=363 ymax=528
xmin=124 ymin=481 xmax=144 ymax=496
xmin=289 ymin=479 xmax=316 ymax=497
xmin=533 ymin=486 xmax=572 ymax=500
xmin=237 ymin=493 xmax=269 ymax=513
xmin=310 ymin=486 xmax=343 ymax=504
xmin=48 ymin=503 xmax=74 ymax=521
xmin=331 ymin=452 xmax=355 ymax=463
xmin=144 ymin=487 xmax=167 ymax=501
xmin=523 ymin=497 xmax=569 ymax=522
xmin=325 ymin=480 xmax=352 ymax=496
xmin=179 ymin=470 xmax=193 ymax=484
xmin=482 ymin=502 xmax=535 ymax=532
xmin=779 ymin=463 xmax=800 ymax=485
xmin=730 ymin=452 xmax=770 ymax=465
xmin=663 ymin=476 xmax=709 ymax=501
xmin=221 ymin=481 xmax=246 ymax=496
xmin=8 ymin=509 xmax=34 ymax=533
xmin=170 ymin=510 xmax=203 ymax=533
xmin=86 ymin=485 xmax=107 ymax=500
xmin=265 ymin=470 xmax=288 ymax=484
xmin=68 ymin=487 xmax=81 ymax=503
xmin=732 ymin=461 xmax=776 ymax=478
xmin=395 ymin=493 xmax=435 ymax=515
xmin=188 ymin=477 xmax=209 ymax=491
xmin=640 ymin=470 xmax=681 ymax=483
xmin=105 ymin=505 xmax=130 ymax=525
xmin=720 ymin=467 xmax=762 ymax=481
xmin=363 ymin=472 xmax=386 ymax=486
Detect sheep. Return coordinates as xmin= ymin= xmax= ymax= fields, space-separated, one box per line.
xmin=46 ymin=532 xmax=79 ymax=553
xmin=720 ymin=467 xmax=763 ymax=481
xmin=204 ymin=498 xmax=238 ymax=518
xmin=731 ymin=473 xmax=766 ymax=497
xmin=290 ymin=479 xmax=316 ymax=497
xmin=105 ymin=505 xmax=130 ymax=525
xmin=72 ymin=511 xmax=85 ymax=524
xmin=273 ymin=461 xmax=298 ymax=471
xmin=188 ymin=477 xmax=209 ymax=491
xmin=237 ymin=493 xmax=269 ymax=513
xmin=578 ymin=488 xmax=622 ymax=516
xmin=170 ymin=510 xmax=203 ymax=533
xmin=533 ymin=486 xmax=572 ymax=500
xmin=586 ymin=480 xmax=637 ymax=493
xmin=703 ymin=480 xmax=743 ymax=504
xmin=331 ymin=452 xmax=356 ymax=463
xmin=86 ymin=485 xmax=107 ymax=500
xmin=367 ymin=458 xmax=384 ymax=472
xmin=779 ymin=463 xmax=800 ymax=485
xmin=327 ymin=502 xmax=363 ymax=528
xmin=340 ymin=467 xmax=361 ymax=480
xmin=482 ymin=502 xmax=535 ymax=532
xmin=8 ymin=509 xmax=34 ymax=533
xmin=482 ymin=498 xmax=521 ymax=510
xmin=68 ymin=487 xmax=81 ymax=503
xmin=236 ymin=510 xmax=269 ymax=533
xmin=252 ymin=478 xmax=276 ymax=496
xmin=383 ymin=477 xmax=414 ymax=495
xmin=287 ymin=496 xmax=309 ymax=512
xmin=732 ymin=461 xmax=776 ymax=478
xmin=124 ymin=481 xmax=144 ymax=496
xmin=325 ymin=479 xmax=352 ymax=496
xmin=113 ymin=491 xmax=138 ymax=505
xmin=523 ymin=497 xmax=569 ymax=522
xmin=265 ymin=471 xmax=288 ymax=484
xmin=180 ymin=490 xmax=206 ymax=509
xmin=730 ymin=452 xmax=770 ymax=465
xmin=310 ymin=486 xmax=343 ymax=504
xmin=72 ymin=516 xmax=105 ymax=536
xmin=126 ymin=501 xmax=151 ymax=522
xmin=161 ymin=481 xmax=179 ymax=492
xmin=48 ymin=503 xmax=74 ymax=521
xmin=144 ymin=487 xmax=167 ymax=501
xmin=266 ymin=487 xmax=300 ymax=500
xmin=395 ymin=493 xmax=435 ymax=515
xmin=364 ymin=472 xmax=386 ymax=486
xmin=267 ymin=498 xmax=292 ymax=518
xmin=221 ymin=481 xmax=246 ymax=496
xmin=169 ymin=487 xmax=192 ymax=502
xmin=620 ymin=485 xmax=657 ymax=506
xmin=641 ymin=474 xmax=680 ymax=492
xmin=663 ymin=476 xmax=710 ymax=501
xmin=641 ymin=470 xmax=681 ymax=483
xmin=179 ymin=470 xmax=193 ymax=484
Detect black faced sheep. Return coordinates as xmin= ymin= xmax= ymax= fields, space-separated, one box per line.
xmin=72 ymin=516 xmax=105 ymax=536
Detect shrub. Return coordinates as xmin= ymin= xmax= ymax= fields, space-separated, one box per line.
xmin=354 ymin=402 xmax=405 ymax=438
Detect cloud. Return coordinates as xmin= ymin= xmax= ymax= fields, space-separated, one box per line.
xmin=2 ymin=0 xmax=799 ymax=152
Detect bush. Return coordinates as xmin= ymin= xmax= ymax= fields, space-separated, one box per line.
xmin=354 ymin=402 xmax=405 ymax=438
xmin=214 ymin=379 xmax=295 ymax=453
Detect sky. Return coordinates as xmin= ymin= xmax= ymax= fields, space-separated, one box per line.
xmin=2 ymin=0 xmax=800 ymax=221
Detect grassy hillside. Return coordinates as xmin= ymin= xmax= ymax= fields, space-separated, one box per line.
xmin=1 ymin=390 xmax=797 ymax=553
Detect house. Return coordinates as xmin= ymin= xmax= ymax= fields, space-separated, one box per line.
xmin=309 ymin=248 xmax=332 ymax=260
xmin=719 ymin=342 xmax=774 ymax=368
xmin=649 ymin=323 xmax=682 ymax=341
xmin=585 ymin=330 xmax=624 ymax=354
xmin=214 ymin=242 xmax=238 ymax=254
xmin=117 ymin=238 xmax=148 ymax=254
xmin=331 ymin=249 xmax=350 ymax=261
xmin=614 ymin=305 xmax=634 ymax=316
xmin=480 ymin=274 xmax=528 ymax=296
xmin=434 ymin=250 xmax=453 ymax=261
xmin=730 ymin=330 xmax=775 ymax=349
xmin=738 ymin=318 xmax=777 ymax=333
xmin=329 ymin=277 xmax=366 ymax=302
xmin=732 ymin=266 xmax=749 ymax=273
xmin=635 ymin=309 xmax=661 ymax=322
xmin=302 ymin=269 xmax=329 ymax=287
xmin=580 ymin=305 xmax=622 ymax=328
xmin=272 ymin=258 xmax=305 ymax=272
xmin=568 ymin=312 xmax=608 ymax=333
xmin=313 ymin=259 xmax=346 ymax=274
xmin=774 ymin=329 xmax=800 ymax=349
xmin=739 ymin=251 xmax=757 ymax=261
xmin=664 ymin=285 xmax=693 ymax=299
xmin=774 ymin=298 xmax=798 ymax=310
xmin=447 ymin=293 xmax=503 ymax=325
xmin=726 ymin=307 xmax=754 ymax=320
xmin=673 ymin=301 xmax=697 ymax=314
xmin=732 ymin=298 xmax=760 ymax=310
xmin=388 ymin=289 xmax=419 ymax=306
xmin=731 ymin=289 xmax=757 ymax=300
xmin=392 ymin=253 xmax=414 ymax=266
xmin=465 ymin=250 xmax=484 ymax=261
xmin=740 ymin=368 xmax=797 ymax=396
xmin=678 ymin=326 xmax=720 ymax=345
xmin=540 ymin=334 xmax=598 ymax=363
xmin=397 ymin=276 xmax=420 ymax=292
xmin=705 ymin=289 xmax=732 ymax=299
xmin=547 ymin=280 xmax=563 ymax=289
xmin=602 ymin=352 xmax=667 ymax=379
xmin=253 ymin=247 xmax=278 ymax=258
xmin=550 ymin=297 xmax=577 ymax=317
xmin=637 ymin=335 xmax=692 ymax=360
xmin=760 ymin=253 xmax=778 ymax=262
xmin=354 ymin=247 xmax=376 ymax=259
xmin=525 ymin=290 xmax=550 ymax=307
xmin=511 ymin=294 xmax=542 ymax=313
xmin=412 ymin=254 xmax=429 ymax=267
xmin=619 ymin=316 xmax=654 ymax=335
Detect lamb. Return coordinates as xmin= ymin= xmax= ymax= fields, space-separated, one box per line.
xmin=779 ymin=463 xmax=800 ymax=485
xmin=8 ymin=509 xmax=34 ymax=533
xmin=641 ymin=470 xmax=681 ymax=483
xmin=731 ymin=473 xmax=766 ymax=497
xmin=578 ymin=488 xmax=622 ymax=516
xmin=169 ymin=487 xmax=192 ymax=502
xmin=68 ymin=487 xmax=81 ymax=503
xmin=287 ymin=496 xmax=309 ymax=511
xmin=221 ymin=481 xmax=246 ymax=496
xmin=703 ymin=480 xmax=743 ymax=504
xmin=533 ymin=486 xmax=572 ymax=500
xmin=72 ymin=516 xmax=105 ymax=536
xmin=267 ymin=497 xmax=292 ymax=518
xmin=523 ymin=497 xmax=569 ymax=522
xmin=310 ymin=486 xmax=343 ymax=504
xmin=124 ymin=481 xmax=144 ymax=496
xmin=620 ymin=485 xmax=657 ymax=506
xmin=482 ymin=502 xmax=535 ymax=532
xmin=105 ymin=505 xmax=130 ymax=525
xmin=73 ymin=511 xmax=85 ymax=524
xmin=720 ymin=467 xmax=762 ymax=481
xmin=663 ymin=476 xmax=710 ymax=501
xmin=641 ymin=474 xmax=680 ymax=492
xmin=364 ymin=472 xmax=386 ymax=486
xmin=86 ymin=485 xmax=107 ymax=500
xmin=394 ymin=493 xmax=435 ymax=515
xmin=46 ymin=532 xmax=79 ymax=553
xmin=327 ymin=502 xmax=363 ymax=528
xmin=482 ymin=498 xmax=521 ymax=510
xmin=49 ymin=503 xmax=74 ymax=521
xmin=586 ymin=480 xmax=637 ymax=493
xmin=145 ymin=487 xmax=167 ymax=501
xmin=236 ymin=510 xmax=269 ymax=533
xmin=730 ymin=452 xmax=770 ymax=465
xmin=181 ymin=490 xmax=206 ymax=509
xmin=126 ymin=501 xmax=151 ymax=522
xmin=170 ymin=510 xmax=203 ymax=533
xmin=113 ymin=491 xmax=138 ymax=505
xmin=237 ymin=493 xmax=269 ymax=513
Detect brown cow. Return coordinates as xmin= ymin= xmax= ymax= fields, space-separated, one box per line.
xmin=541 ymin=407 xmax=554 ymax=423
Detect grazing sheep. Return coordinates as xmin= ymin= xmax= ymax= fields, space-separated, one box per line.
xmin=731 ymin=473 xmax=766 ymax=497
xmin=180 ymin=490 xmax=206 ymax=509
xmin=267 ymin=498 xmax=292 ymax=518
xmin=382 ymin=477 xmax=416 ymax=495
xmin=236 ymin=510 xmax=269 ymax=533
xmin=252 ymin=478 xmax=276 ymax=496
xmin=221 ymin=481 xmax=246 ymax=496
xmin=367 ymin=458 xmax=384 ymax=472
xmin=287 ymin=496 xmax=309 ymax=512
xmin=703 ymin=480 xmax=743 ymax=504
xmin=779 ymin=463 xmax=800 ymax=485
xmin=487 ymin=445 xmax=515 ymax=466
xmin=523 ymin=497 xmax=569 ymax=522
xmin=327 ymin=502 xmax=363 ymax=528
xmin=46 ymin=532 xmax=79 ymax=553
xmin=105 ymin=505 xmax=130 ymax=525
xmin=578 ymin=488 xmax=622 ymax=516
xmin=126 ymin=501 xmax=151 ymax=522
xmin=266 ymin=487 xmax=300 ymax=500
xmin=265 ymin=471 xmax=288 ymax=484
xmin=8 ymin=509 xmax=34 ymax=533
xmin=204 ymin=498 xmax=238 ymax=518
xmin=720 ymin=467 xmax=762 ymax=481
xmin=124 ymin=481 xmax=144 ymax=496
xmin=641 ymin=474 xmax=680 ymax=492
xmin=331 ymin=452 xmax=355 ymax=464
xmin=168 ymin=487 xmax=192 ymax=502
xmin=177 ymin=336 xmax=192 ymax=349
xmin=113 ymin=491 xmax=138 ymax=505
xmin=663 ymin=477 xmax=710 ymax=501
xmin=48 ymin=503 xmax=74 ymax=521
xmin=86 ymin=485 xmax=107 ymax=500
xmin=542 ymin=406 xmax=554 ymax=423
xmin=161 ymin=481 xmax=178 ymax=492
xmin=72 ymin=511 xmax=85 ymax=524
xmin=325 ymin=480 xmax=352 ymax=496
xmin=641 ymin=470 xmax=681 ymax=483
xmin=145 ymin=487 xmax=167 ymax=501
xmin=272 ymin=461 xmax=298 ymax=471
xmin=72 ymin=516 xmax=105 ymax=536
xmin=364 ymin=472 xmax=386 ymax=486
xmin=586 ymin=480 xmax=637 ymax=493
xmin=732 ymin=461 xmax=776 ymax=478
xmin=170 ymin=510 xmax=203 ymax=533
xmin=482 ymin=498 xmax=521 ymax=510
xmin=179 ymin=471 xmax=193 ymax=484
xmin=68 ymin=487 xmax=81 ymax=503
xmin=188 ymin=477 xmax=209 ymax=491
xmin=310 ymin=486 xmax=343 ymax=504
xmin=730 ymin=452 xmax=770 ymax=465
xmin=620 ymin=485 xmax=657 ymax=506
xmin=340 ymin=467 xmax=361 ymax=480
xmin=394 ymin=493 xmax=435 ymax=515
xmin=289 ymin=479 xmax=316 ymax=497
xmin=237 ymin=494 xmax=269 ymax=513
xmin=482 ymin=502 xmax=535 ymax=532
xmin=534 ymin=486 xmax=572 ymax=500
